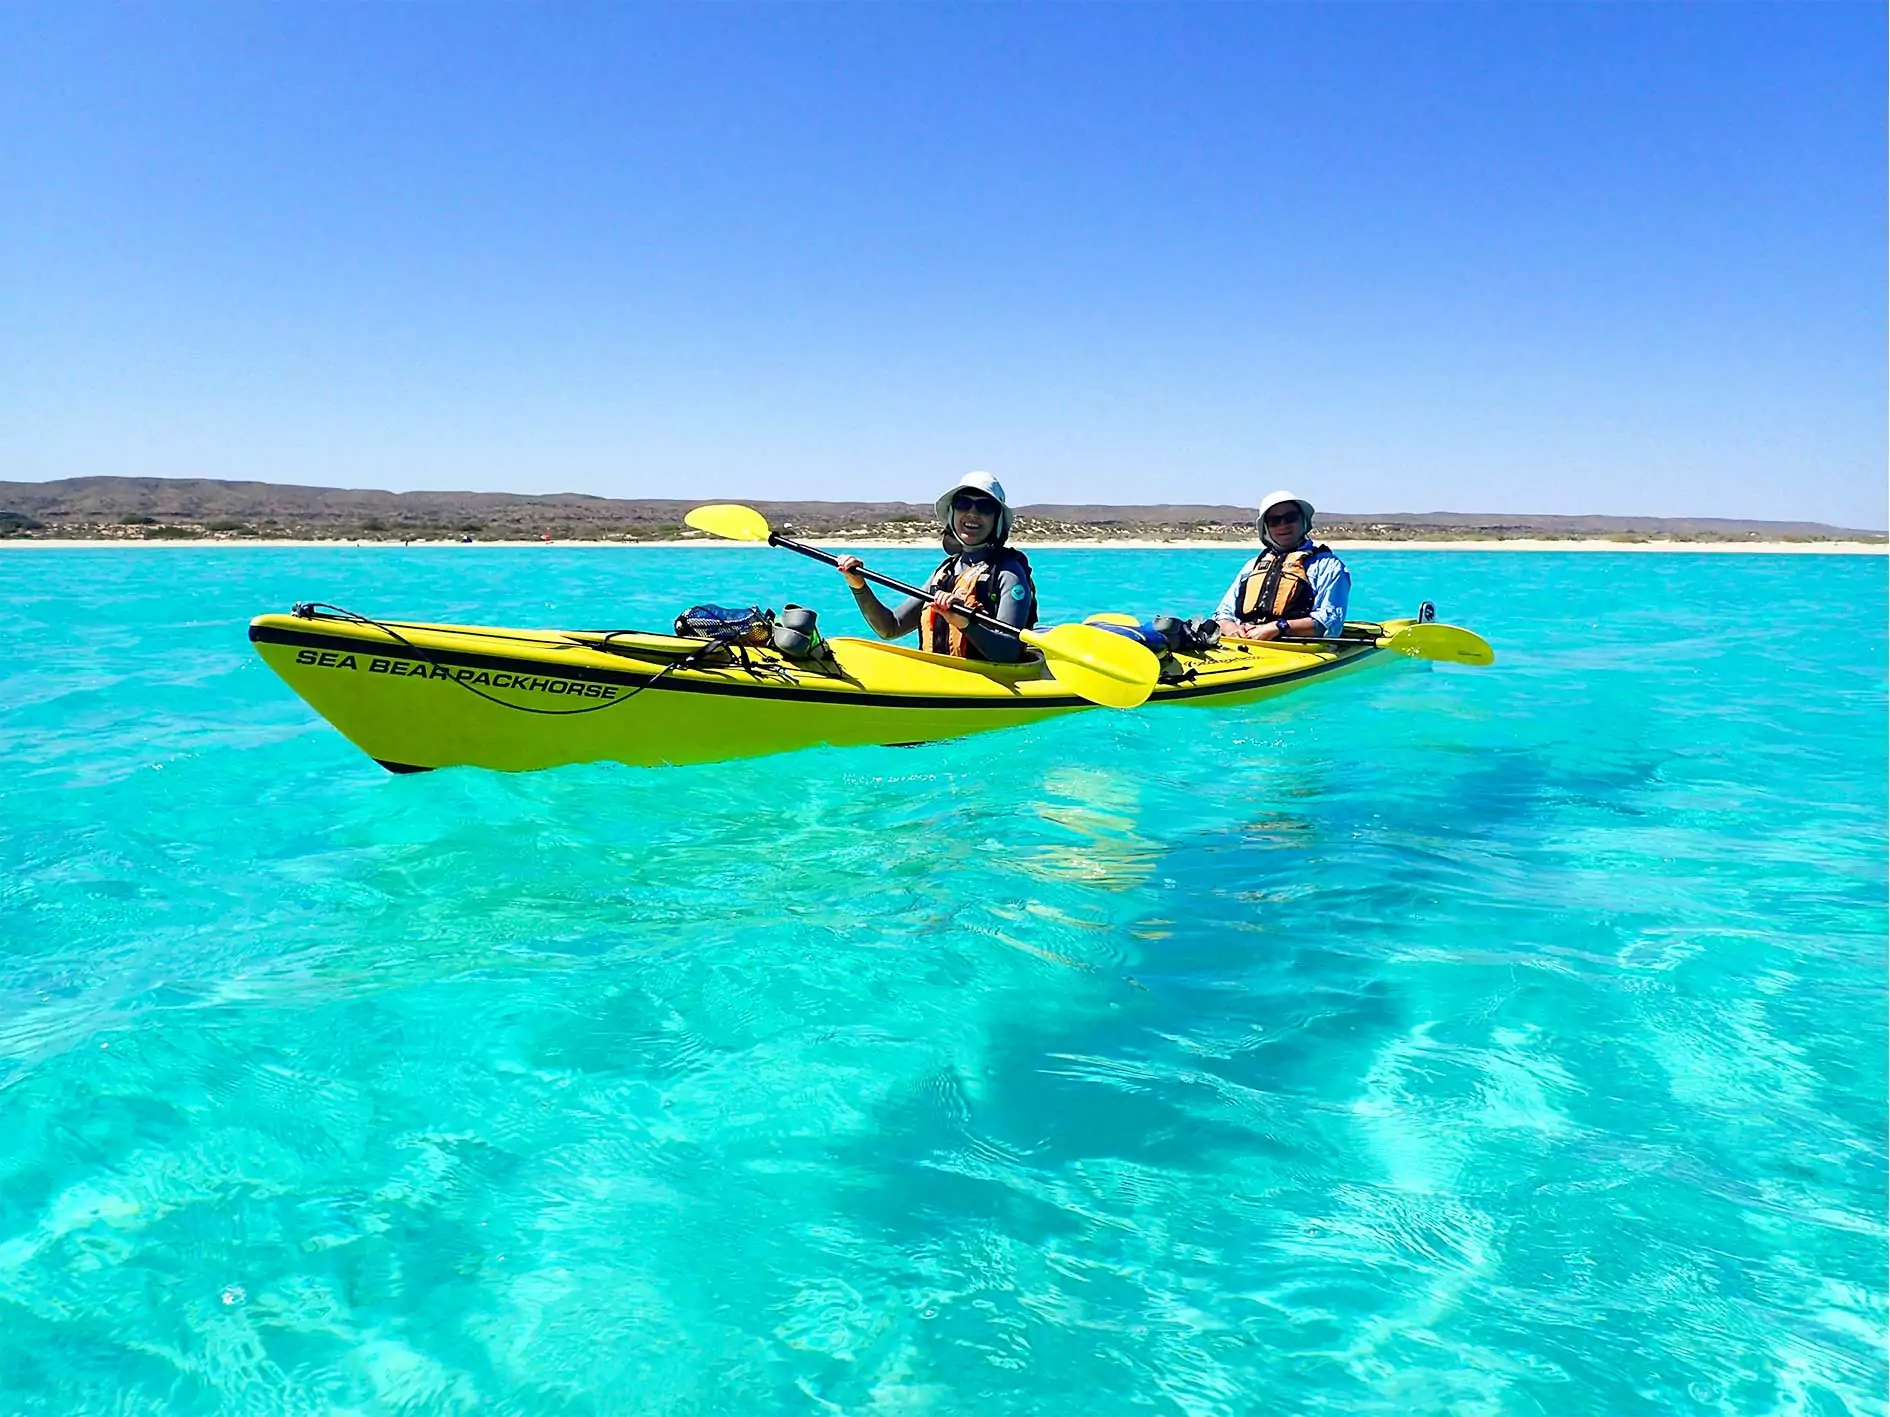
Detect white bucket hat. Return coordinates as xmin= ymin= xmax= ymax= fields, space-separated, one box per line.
xmin=1256 ymin=489 xmax=1315 ymax=544
xmin=934 ymin=470 xmax=1013 ymax=544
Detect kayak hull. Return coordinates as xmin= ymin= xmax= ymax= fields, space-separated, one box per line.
xmin=248 ymin=612 xmax=1411 ymax=773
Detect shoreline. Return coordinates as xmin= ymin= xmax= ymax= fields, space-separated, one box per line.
xmin=1 ymin=537 xmax=1883 ymax=554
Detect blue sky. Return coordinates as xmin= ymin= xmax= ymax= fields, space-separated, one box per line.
xmin=4 ymin=4 xmax=1884 ymax=525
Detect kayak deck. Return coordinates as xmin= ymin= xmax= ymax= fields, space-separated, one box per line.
xmin=249 ymin=610 xmax=1412 ymax=772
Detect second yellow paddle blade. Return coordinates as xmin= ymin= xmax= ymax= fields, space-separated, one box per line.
xmin=1022 ymin=622 xmax=1161 ymax=709
xmin=1382 ymin=623 xmax=1496 ymax=666
xmin=684 ymin=503 xmax=774 ymax=543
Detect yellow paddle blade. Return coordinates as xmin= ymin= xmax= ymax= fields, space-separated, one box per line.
xmin=684 ymin=503 xmax=773 ymax=543
xmin=1021 ymin=622 xmax=1161 ymax=709
xmin=1083 ymin=612 xmax=1141 ymax=627
xmin=1380 ymin=623 xmax=1495 ymax=666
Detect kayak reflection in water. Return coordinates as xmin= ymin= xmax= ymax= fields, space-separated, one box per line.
xmin=834 ymin=472 xmax=1040 ymax=663
xmin=1213 ymin=489 xmax=1351 ymax=642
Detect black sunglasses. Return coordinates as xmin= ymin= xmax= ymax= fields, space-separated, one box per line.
xmin=1263 ymin=509 xmax=1303 ymax=526
xmin=952 ymin=494 xmax=1001 ymax=514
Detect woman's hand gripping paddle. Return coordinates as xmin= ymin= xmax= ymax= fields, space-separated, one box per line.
xmin=683 ymin=503 xmax=1162 ymax=708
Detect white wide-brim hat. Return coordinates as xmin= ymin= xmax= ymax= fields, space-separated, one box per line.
xmin=1257 ymin=489 xmax=1315 ymax=527
xmin=934 ymin=471 xmax=1013 ymax=543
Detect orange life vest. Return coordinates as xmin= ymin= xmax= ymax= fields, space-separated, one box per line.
xmin=919 ymin=549 xmax=1037 ymax=658
xmin=1234 ymin=545 xmax=1329 ymax=623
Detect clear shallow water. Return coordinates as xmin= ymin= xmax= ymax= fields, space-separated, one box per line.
xmin=1 ymin=546 xmax=1884 ymax=1416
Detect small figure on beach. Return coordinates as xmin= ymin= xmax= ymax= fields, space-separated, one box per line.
xmin=1214 ymin=490 xmax=1351 ymax=641
xmin=834 ymin=472 xmax=1039 ymax=661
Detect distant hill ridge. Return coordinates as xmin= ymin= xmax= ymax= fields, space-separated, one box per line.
xmin=0 ymin=476 xmax=1879 ymax=542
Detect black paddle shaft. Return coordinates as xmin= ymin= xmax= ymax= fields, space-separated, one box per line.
xmin=767 ymin=533 xmax=1021 ymax=639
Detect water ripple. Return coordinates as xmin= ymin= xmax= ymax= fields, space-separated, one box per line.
xmin=0 ymin=548 xmax=1882 ymax=1414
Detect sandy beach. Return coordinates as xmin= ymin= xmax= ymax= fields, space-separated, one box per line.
xmin=3 ymin=537 xmax=1883 ymax=553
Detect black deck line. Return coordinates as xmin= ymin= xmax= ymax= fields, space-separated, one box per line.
xmin=250 ymin=620 xmax=1372 ymax=711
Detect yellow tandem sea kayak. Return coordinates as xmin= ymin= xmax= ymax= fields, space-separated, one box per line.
xmin=249 ymin=608 xmax=1442 ymax=774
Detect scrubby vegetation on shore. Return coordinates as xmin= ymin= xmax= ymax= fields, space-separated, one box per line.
xmin=1 ymin=476 xmax=1879 ymax=545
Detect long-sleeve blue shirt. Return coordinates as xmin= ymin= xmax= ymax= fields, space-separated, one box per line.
xmin=1214 ymin=540 xmax=1351 ymax=637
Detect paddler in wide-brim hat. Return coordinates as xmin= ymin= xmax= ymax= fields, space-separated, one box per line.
xmin=835 ymin=471 xmax=1040 ymax=661
xmin=1213 ymin=488 xmax=1351 ymax=641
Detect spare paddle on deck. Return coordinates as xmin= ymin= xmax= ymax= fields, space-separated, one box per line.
xmin=1372 ymin=622 xmax=1494 ymax=665
xmin=684 ymin=503 xmax=1162 ymax=708
xmin=1282 ymin=623 xmax=1494 ymax=664
xmin=1088 ymin=609 xmax=1494 ymax=666
xmin=1239 ymin=623 xmax=1495 ymax=665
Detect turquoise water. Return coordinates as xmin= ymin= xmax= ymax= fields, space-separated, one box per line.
xmin=1 ymin=546 xmax=1884 ymax=1416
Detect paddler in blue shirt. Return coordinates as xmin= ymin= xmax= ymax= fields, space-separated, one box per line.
xmin=834 ymin=472 xmax=1039 ymax=663
xmin=1214 ymin=490 xmax=1351 ymax=641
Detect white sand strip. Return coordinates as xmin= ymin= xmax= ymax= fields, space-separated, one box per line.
xmin=0 ymin=537 xmax=1882 ymax=554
